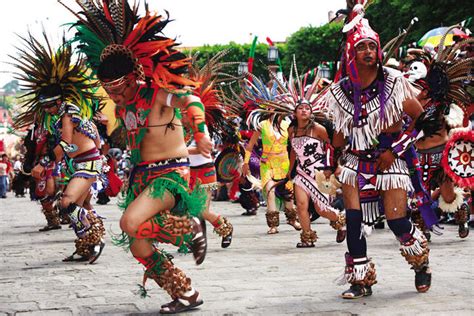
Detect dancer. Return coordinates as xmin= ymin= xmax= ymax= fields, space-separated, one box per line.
xmin=321 ymin=2 xmax=437 ymax=298
xmin=11 ymin=31 xmax=106 ymax=263
xmin=63 ymin=1 xmax=211 ymax=312
xmin=186 ymin=52 xmax=234 ymax=248
xmin=22 ymin=125 xmax=61 ymax=232
xmin=407 ymin=30 xmax=473 ymax=238
xmin=239 ymin=76 xmax=301 ymax=234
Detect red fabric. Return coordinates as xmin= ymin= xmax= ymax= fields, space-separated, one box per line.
xmin=105 ymin=171 xmax=123 ymax=197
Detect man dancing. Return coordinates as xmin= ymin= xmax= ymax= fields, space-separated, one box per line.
xmin=12 ymin=31 xmax=106 ymax=264
xmin=63 ymin=1 xmax=212 ymax=313
xmin=322 ymin=3 xmax=436 ymax=298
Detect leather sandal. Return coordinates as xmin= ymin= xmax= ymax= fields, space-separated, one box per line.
xmin=296 ymin=241 xmax=315 ymax=248
xmin=88 ymin=241 xmax=105 ymax=264
xmin=336 ymin=229 xmax=347 ymax=243
xmin=267 ymin=227 xmax=279 ymax=234
xmin=160 ymin=290 xmax=203 ymax=314
xmin=63 ymin=251 xmax=89 ymax=262
xmin=39 ymin=224 xmax=62 ymax=232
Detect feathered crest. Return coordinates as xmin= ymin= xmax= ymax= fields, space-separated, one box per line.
xmin=10 ymin=30 xmax=100 ymax=129
xmin=224 ymin=61 xmax=330 ymax=133
xmin=188 ymin=49 xmax=240 ymax=140
xmin=60 ymin=0 xmax=198 ymax=89
xmin=425 ymin=25 xmax=474 ymax=106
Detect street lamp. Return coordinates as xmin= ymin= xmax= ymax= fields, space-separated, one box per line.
xmin=318 ymin=64 xmax=332 ymax=79
xmin=238 ymin=62 xmax=248 ymax=75
xmin=267 ymin=46 xmax=279 ymax=63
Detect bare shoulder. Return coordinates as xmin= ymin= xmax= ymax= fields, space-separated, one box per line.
xmin=313 ymin=123 xmax=329 ymax=141
xmin=403 ymin=97 xmax=423 ymax=120
xmin=287 ymin=126 xmax=294 ymax=136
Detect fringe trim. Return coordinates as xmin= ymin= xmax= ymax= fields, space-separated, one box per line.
xmin=113 ymin=173 xmax=207 ymax=250
xmin=438 ymin=187 xmax=464 ymax=213
xmin=339 ymin=167 xmax=358 ymax=187
xmin=361 ymin=201 xmax=379 ymax=226
xmin=336 ymin=257 xmax=371 ymax=285
xmin=376 ymin=174 xmax=414 ymax=192
xmin=400 ymin=226 xmax=425 ymax=257
xmin=325 ymin=68 xmax=415 ymax=150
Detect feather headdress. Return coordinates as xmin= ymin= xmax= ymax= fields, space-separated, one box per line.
xmin=10 ymin=30 xmax=99 ymax=130
xmin=425 ymin=25 xmax=473 ymax=106
xmin=60 ymin=0 xmax=197 ymax=89
xmin=222 ymin=60 xmax=330 ymax=133
xmin=188 ymin=50 xmax=240 ymax=140
xmin=250 ymin=60 xmax=331 ymax=129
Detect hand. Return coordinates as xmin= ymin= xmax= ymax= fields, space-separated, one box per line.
xmin=31 ymin=164 xmax=45 ymax=179
xmin=196 ymin=135 xmax=213 ymax=158
xmin=377 ymin=150 xmax=396 ymax=171
xmin=242 ymin=163 xmax=250 ymax=176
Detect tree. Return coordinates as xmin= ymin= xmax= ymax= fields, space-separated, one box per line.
xmin=366 ymin=0 xmax=473 ymax=46
xmin=2 ymin=80 xmax=19 ymax=95
xmin=284 ymin=22 xmax=343 ymax=75
xmin=184 ymin=41 xmax=288 ymax=81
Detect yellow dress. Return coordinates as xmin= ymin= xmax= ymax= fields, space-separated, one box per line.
xmin=259 ymin=120 xmax=291 ymax=189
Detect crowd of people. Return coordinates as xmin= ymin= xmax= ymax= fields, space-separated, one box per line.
xmin=2 ymin=0 xmax=472 ymax=314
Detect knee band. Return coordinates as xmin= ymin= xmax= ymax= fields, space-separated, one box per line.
xmin=346 ymin=209 xmax=367 ymax=257
xmin=387 ymin=218 xmax=413 ymax=237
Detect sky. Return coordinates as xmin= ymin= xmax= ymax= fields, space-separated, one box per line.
xmin=0 ymin=0 xmax=346 ymax=87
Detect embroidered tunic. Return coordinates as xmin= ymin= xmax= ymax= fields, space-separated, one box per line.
xmin=291 ymin=135 xmax=337 ymax=213
xmin=325 ymin=67 xmax=417 ymax=151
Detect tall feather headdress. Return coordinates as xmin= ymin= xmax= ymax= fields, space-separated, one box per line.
xmin=425 ymin=25 xmax=473 ymax=107
xmin=10 ymin=30 xmax=99 ymax=130
xmin=60 ymin=0 xmax=198 ymax=89
xmin=223 ymin=60 xmax=331 ymax=133
xmin=188 ymin=50 xmax=240 ymax=140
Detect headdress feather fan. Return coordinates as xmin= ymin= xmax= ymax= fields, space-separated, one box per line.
xmin=60 ymin=0 xmax=197 ymax=89
xmin=10 ymin=30 xmax=99 ymax=129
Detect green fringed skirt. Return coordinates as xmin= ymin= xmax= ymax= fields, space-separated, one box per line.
xmin=113 ymin=157 xmax=206 ymax=249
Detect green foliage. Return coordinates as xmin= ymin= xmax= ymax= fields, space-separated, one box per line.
xmin=184 ymin=41 xmax=283 ymax=81
xmin=2 ymin=80 xmax=19 ymax=95
xmin=0 ymin=95 xmax=16 ymax=110
xmin=284 ymin=22 xmax=343 ymax=74
xmin=366 ymin=0 xmax=473 ymax=46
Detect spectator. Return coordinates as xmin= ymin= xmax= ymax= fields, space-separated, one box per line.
xmin=0 ymin=154 xmax=13 ymax=198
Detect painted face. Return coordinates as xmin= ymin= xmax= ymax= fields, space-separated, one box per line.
xmin=42 ymin=99 xmax=62 ymax=115
xmin=355 ymin=40 xmax=378 ymax=67
xmin=295 ymin=103 xmax=312 ymax=120
xmin=101 ymin=73 xmax=138 ymax=106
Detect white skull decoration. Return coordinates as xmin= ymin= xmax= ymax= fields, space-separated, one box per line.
xmin=406 ymin=61 xmax=427 ymax=82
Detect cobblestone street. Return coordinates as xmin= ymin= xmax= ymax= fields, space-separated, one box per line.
xmin=0 ymin=194 xmax=473 ymax=315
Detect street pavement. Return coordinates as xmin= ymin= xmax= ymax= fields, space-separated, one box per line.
xmin=0 ymin=192 xmax=473 ymax=315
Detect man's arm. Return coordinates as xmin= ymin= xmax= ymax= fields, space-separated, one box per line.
xmin=378 ymin=97 xmax=426 ymax=171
